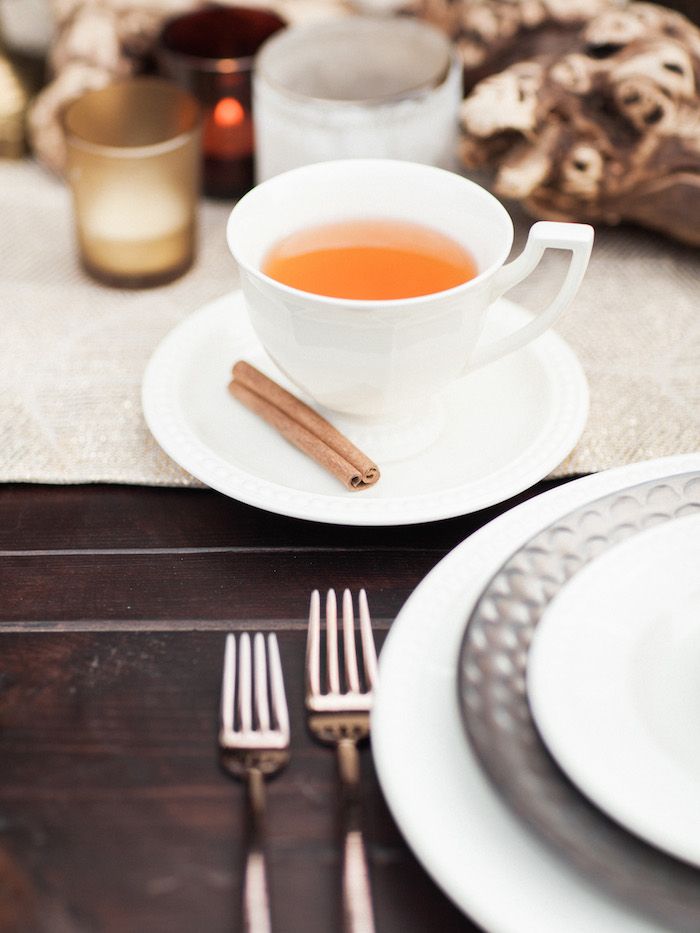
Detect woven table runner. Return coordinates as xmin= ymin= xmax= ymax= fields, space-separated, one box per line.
xmin=1 ymin=160 xmax=698 ymax=486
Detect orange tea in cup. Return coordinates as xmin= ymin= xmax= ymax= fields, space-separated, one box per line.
xmin=262 ymin=218 xmax=478 ymax=300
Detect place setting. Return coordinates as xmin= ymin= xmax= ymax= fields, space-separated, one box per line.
xmin=373 ymin=452 xmax=700 ymax=932
xmin=2 ymin=0 xmax=700 ymax=930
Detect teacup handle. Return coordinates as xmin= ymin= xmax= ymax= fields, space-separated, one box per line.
xmin=469 ymin=221 xmax=594 ymax=371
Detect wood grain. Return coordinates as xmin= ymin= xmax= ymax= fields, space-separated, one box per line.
xmin=0 ymin=632 xmax=477 ymax=933
xmin=0 ymin=481 xmax=569 ymax=552
xmin=0 ymin=481 xmax=573 ymax=931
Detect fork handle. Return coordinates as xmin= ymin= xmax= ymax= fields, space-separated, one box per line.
xmin=337 ymin=740 xmax=376 ymax=933
xmin=243 ymin=768 xmax=272 ymax=933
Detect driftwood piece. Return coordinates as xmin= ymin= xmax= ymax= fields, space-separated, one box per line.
xmin=459 ymin=2 xmax=700 ymax=246
xmin=411 ymin=0 xmax=617 ymax=90
xmin=28 ymin=0 xmax=202 ymax=174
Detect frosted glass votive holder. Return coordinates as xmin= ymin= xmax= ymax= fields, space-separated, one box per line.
xmin=253 ymin=17 xmax=462 ymax=182
xmin=63 ymin=78 xmax=201 ymax=288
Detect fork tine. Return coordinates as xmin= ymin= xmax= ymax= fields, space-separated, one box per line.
xmin=342 ymin=589 xmax=361 ymax=693
xmin=221 ymin=634 xmax=236 ymax=734
xmin=306 ymin=589 xmax=321 ymax=698
xmin=238 ymin=633 xmax=253 ymax=732
xmin=326 ymin=589 xmax=341 ymax=694
xmin=268 ymin=634 xmax=289 ymax=740
xmin=254 ymin=633 xmax=270 ymax=732
xmin=359 ymin=589 xmax=378 ymax=689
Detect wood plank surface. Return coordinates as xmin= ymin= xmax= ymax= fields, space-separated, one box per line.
xmin=0 ymin=481 xmax=568 ymax=552
xmin=0 ymin=550 xmax=445 ymax=626
xmin=0 ymin=631 xmax=473 ymax=933
xmin=0 ymin=480 xmax=574 ymax=931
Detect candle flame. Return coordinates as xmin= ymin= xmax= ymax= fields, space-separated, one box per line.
xmin=214 ymin=97 xmax=245 ymax=127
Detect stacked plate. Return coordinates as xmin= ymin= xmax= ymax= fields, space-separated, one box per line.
xmin=373 ymin=454 xmax=700 ymax=933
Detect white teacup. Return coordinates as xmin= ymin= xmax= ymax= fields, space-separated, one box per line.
xmin=227 ymin=159 xmax=593 ymax=458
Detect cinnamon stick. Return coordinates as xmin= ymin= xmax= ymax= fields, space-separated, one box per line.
xmin=228 ymin=361 xmax=380 ymax=490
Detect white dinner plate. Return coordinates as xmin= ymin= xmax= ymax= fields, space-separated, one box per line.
xmin=529 ymin=512 xmax=700 ymax=868
xmin=142 ymin=290 xmax=588 ymax=526
xmin=372 ymin=453 xmax=700 ymax=933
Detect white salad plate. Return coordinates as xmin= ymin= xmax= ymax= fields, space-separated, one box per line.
xmin=372 ymin=453 xmax=700 ymax=933
xmin=142 ymin=290 xmax=588 ymax=526
xmin=529 ymin=511 xmax=700 ymax=868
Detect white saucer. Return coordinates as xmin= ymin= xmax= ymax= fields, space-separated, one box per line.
xmin=529 ymin=512 xmax=700 ymax=868
xmin=372 ymin=454 xmax=700 ymax=933
xmin=142 ymin=290 xmax=588 ymax=525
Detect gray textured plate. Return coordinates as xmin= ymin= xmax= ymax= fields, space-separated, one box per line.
xmin=458 ymin=472 xmax=700 ymax=932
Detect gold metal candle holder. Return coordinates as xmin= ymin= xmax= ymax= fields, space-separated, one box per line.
xmin=0 ymin=54 xmax=29 ymax=158
xmin=63 ymin=78 xmax=201 ymax=288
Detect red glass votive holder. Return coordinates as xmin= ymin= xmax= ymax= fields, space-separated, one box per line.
xmin=157 ymin=6 xmax=286 ymax=199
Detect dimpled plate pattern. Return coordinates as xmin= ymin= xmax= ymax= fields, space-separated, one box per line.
xmin=458 ymin=472 xmax=700 ymax=931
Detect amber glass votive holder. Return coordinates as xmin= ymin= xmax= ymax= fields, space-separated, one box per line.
xmin=63 ymin=78 xmax=201 ymax=288
xmin=157 ymin=6 xmax=285 ymax=200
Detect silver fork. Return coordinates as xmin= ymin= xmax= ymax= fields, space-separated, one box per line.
xmin=219 ymin=632 xmax=290 ymax=933
xmin=306 ymin=589 xmax=379 ymax=933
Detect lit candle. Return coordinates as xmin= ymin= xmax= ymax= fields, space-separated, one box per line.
xmin=203 ymin=97 xmax=253 ymax=159
xmin=200 ymin=94 xmax=256 ymax=199
xmin=79 ymin=179 xmax=193 ymax=282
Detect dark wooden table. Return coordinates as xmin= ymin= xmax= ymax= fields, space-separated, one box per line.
xmin=0 ymin=479 xmax=570 ymax=933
